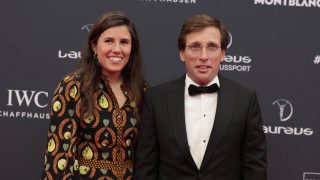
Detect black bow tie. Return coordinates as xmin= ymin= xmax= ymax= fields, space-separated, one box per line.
xmin=188 ymin=83 xmax=219 ymax=96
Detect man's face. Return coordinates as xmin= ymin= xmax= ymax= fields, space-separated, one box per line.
xmin=179 ymin=26 xmax=225 ymax=86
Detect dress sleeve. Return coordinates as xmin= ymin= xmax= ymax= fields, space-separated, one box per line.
xmin=41 ymin=76 xmax=81 ymax=180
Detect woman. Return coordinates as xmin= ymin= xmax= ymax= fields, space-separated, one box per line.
xmin=42 ymin=11 xmax=147 ymax=179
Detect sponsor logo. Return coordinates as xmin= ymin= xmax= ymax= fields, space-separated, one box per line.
xmin=263 ymin=99 xmax=314 ymax=136
xmin=254 ymin=0 xmax=320 ymax=8
xmin=303 ymin=172 xmax=320 ymax=180
xmin=139 ymin=0 xmax=196 ymax=4
xmin=81 ymin=24 xmax=93 ymax=32
xmin=314 ymin=55 xmax=320 ymax=64
xmin=227 ymin=32 xmax=233 ymax=49
xmin=58 ymin=24 xmax=88 ymax=60
xmin=220 ymin=32 xmax=253 ymax=72
xmin=272 ymin=99 xmax=293 ymax=122
xmin=7 ymin=89 xmax=48 ymax=108
xmin=0 ymin=89 xmax=50 ymax=120
xmin=58 ymin=50 xmax=81 ymax=59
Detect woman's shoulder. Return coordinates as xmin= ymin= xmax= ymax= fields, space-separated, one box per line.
xmin=59 ymin=73 xmax=82 ymax=86
xmin=52 ymin=73 xmax=83 ymax=96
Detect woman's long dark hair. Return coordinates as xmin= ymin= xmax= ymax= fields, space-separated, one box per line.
xmin=75 ymin=11 xmax=144 ymax=119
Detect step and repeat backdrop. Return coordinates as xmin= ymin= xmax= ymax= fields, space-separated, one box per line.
xmin=0 ymin=0 xmax=319 ymax=179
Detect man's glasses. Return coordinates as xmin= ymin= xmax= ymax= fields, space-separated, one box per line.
xmin=186 ymin=44 xmax=221 ymax=57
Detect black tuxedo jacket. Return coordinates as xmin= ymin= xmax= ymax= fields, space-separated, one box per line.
xmin=134 ymin=74 xmax=267 ymax=180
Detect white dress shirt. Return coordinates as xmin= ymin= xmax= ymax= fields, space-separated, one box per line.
xmin=184 ymin=74 xmax=220 ymax=169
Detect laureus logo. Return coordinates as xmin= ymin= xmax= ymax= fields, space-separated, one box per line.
xmin=263 ymin=98 xmax=313 ymax=136
xmin=220 ymin=31 xmax=253 ymax=72
xmin=57 ymin=24 xmax=90 ymax=60
xmin=227 ymin=31 xmax=232 ymax=49
xmin=272 ymin=99 xmax=293 ymax=122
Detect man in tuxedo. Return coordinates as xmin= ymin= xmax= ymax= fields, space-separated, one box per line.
xmin=134 ymin=14 xmax=267 ymax=180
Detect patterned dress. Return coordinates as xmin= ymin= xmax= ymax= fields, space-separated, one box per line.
xmin=42 ymin=75 xmax=146 ymax=180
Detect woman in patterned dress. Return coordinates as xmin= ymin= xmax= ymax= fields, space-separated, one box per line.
xmin=42 ymin=11 xmax=147 ymax=180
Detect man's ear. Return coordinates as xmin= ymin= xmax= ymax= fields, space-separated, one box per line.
xmin=179 ymin=50 xmax=186 ymax=62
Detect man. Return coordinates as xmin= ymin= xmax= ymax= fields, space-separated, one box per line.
xmin=135 ymin=14 xmax=267 ymax=180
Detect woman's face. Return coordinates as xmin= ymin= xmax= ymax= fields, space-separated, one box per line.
xmin=92 ymin=25 xmax=132 ymax=77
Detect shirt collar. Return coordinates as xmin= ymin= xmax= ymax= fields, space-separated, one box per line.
xmin=185 ymin=74 xmax=220 ymax=89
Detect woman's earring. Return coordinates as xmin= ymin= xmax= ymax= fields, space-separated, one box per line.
xmin=94 ymin=53 xmax=98 ymax=60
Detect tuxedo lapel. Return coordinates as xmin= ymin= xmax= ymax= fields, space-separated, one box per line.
xmin=166 ymin=76 xmax=198 ymax=169
xmin=200 ymin=75 xmax=237 ymax=170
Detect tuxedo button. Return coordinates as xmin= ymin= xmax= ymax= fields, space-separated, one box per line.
xmin=197 ymin=174 xmax=203 ymax=179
